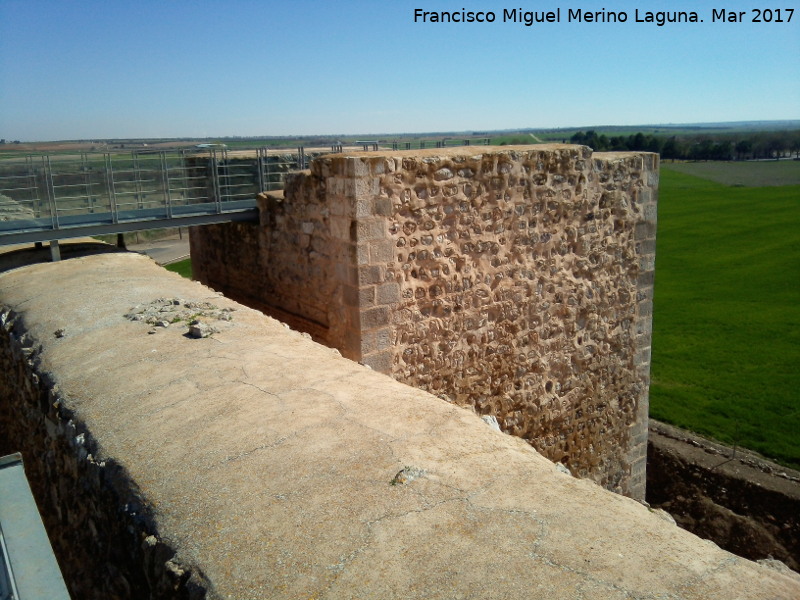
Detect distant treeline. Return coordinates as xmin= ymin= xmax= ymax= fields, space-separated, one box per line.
xmin=569 ymin=129 xmax=800 ymax=160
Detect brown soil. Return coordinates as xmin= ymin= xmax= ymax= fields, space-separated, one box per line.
xmin=647 ymin=420 xmax=800 ymax=572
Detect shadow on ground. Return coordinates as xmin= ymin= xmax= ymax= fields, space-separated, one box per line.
xmin=0 ymin=242 xmax=126 ymax=274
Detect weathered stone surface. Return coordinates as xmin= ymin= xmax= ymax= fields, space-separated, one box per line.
xmin=1 ymin=252 xmax=798 ymax=599
xmin=375 ymin=147 xmax=657 ymax=498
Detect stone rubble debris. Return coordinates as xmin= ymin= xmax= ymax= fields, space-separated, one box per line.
xmin=124 ymin=298 xmax=234 ymax=338
xmin=481 ymin=414 xmax=502 ymax=431
xmin=391 ymin=466 xmax=426 ymax=486
xmin=187 ymin=321 xmax=217 ymax=339
xmin=555 ymin=463 xmax=572 ymax=476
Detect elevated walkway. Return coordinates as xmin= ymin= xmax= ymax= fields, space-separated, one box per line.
xmin=0 ymin=149 xmax=284 ymax=247
xmin=1 ymin=252 xmax=798 ymax=599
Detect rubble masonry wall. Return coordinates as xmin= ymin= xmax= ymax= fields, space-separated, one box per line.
xmin=191 ymin=145 xmax=657 ymax=498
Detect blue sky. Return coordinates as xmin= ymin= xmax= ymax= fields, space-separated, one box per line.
xmin=1 ymin=0 xmax=798 ymax=141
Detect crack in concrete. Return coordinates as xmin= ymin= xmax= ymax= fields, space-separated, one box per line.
xmin=313 ymin=492 xmax=555 ymax=599
xmin=528 ymin=551 xmax=665 ymax=600
xmin=220 ymin=436 xmax=293 ymax=464
xmin=312 ymin=496 xmax=465 ymax=600
xmin=674 ymin=554 xmax=740 ymax=593
xmin=235 ymin=379 xmax=283 ymax=400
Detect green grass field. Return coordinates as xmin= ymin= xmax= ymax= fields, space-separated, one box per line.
xmin=164 ymin=258 xmax=192 ymax=279
xmin=651 ymin=163 xmax=800 ymax=468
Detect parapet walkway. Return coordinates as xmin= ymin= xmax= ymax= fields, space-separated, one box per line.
xmin=1 ymin=252 xmax=798 ymax=599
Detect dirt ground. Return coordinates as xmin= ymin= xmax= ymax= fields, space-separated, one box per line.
xmin=647 ymin=420 xmax=800 ymax=572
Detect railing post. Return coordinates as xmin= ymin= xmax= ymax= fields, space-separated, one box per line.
xmin=132 ymin=151 xmax=145 ymax=210
xmin=178 ymin=149 xmax=191 ymax=204
xmin=43 ymin=156 xmax=59 ymax=230
xmin=81 ymin=153 xmax=95 ymax=214
xmin=221 ymin=147 xmax=232 ymax=206
xmin=256 ymin=147 xmax=267 ymax=193
xmin=104 ymin=153 xmax=119 ymax=224
xmin=210 ymin=149 xmax=222 ymax=213
xmin=26 ymin=155 xmax=40 ymax=217
xmin=160 ymin=151 xmax=173 ymax=219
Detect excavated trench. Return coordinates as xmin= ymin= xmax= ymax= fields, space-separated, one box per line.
xmin=646 ymin=420 xmax=800 ymax=572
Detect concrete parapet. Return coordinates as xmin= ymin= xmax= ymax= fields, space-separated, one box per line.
xmin=1 ymin=253 xmax=798 ymax=598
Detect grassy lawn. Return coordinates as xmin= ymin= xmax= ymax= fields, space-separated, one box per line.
xmin=651 ymin=164 xmax=800 ymax=468
xmin=164 ymin=258 xmax=192 ymax=279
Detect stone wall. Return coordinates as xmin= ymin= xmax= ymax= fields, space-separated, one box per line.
xmin=647 ymin=420 xmax=800 ymax=572
xmin=191 ymin=145 xmax=658 ymax=498
xmin=190 ymin=180 xmax=362 ymax=359
xmin=0 ymin=306 xmax=207 ymax=600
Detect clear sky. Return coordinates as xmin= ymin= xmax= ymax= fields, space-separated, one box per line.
xmin=1 ymin=0 xmax=798 ymax=141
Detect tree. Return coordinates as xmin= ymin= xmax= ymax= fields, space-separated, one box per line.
xmin=764 ymin=137 xmax=784 ymax=160
xmin=569 ymin=130 xmax=609 ymax=151
xmin=689 ymin=139 xmax=715 ymax=161
xmin=712 ymin=141 xmax=733 ymax=161
xmin=790 ymin=133 xmax=800 ymax=159
xmin=609 ymin=136 xmax=627 ymax=151
xmin=645 ymin=135 xmax=662 ymax=153
xmin=630 ymin=132 xmax=646 ymax=151
xmin=661 ymin=137 xmax=682 ymax=160
xmin=570 ymin=131 xmax=587 ymax=145
xmin=735 ymin=140 xmax=752 ymax=160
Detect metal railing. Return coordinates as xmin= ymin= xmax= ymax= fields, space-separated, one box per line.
xmin=388 ymin=138 xmax=492 ymax=151
xmin=0 ymin=148 xmax=308 ymax=245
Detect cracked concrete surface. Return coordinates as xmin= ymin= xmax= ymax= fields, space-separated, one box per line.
xmin=1 ymin=252 xmax=798 ymax=599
